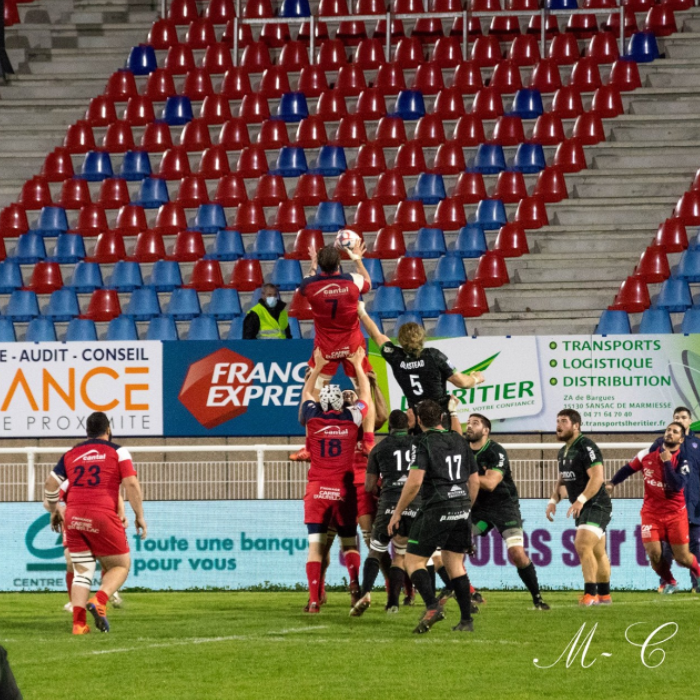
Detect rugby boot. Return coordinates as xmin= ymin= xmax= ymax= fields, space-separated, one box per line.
xmin=349 ymin=580 xmax=362 ymax=606
xmin=72 ymin=624 xmax=90 ymax=635
xmin=87 ymin=597 xmax=110 ymax=632
xmin=534 ymin=596 xmax=551 ymax=611
xmin=305 ymin=602 xmax=320 ymax=614
xmin=110 ymin=591 xmax=123 ymax=608
xmin=471 ymin=589 xmax=485 ymax=604
xmin=413 ymin=603 xmax=445 ymax=634
xmin=578 ymin=594 xmax=599 ymax=607
xmin=437 ymin=587 xmax=455 ymax=607
xmin=597 ymin=594 xmax=612 ymax=605
xmin=452 ymin=620 xmax=474 ymax=632
xmin=349 ymin=593 xmax=371 ymax=617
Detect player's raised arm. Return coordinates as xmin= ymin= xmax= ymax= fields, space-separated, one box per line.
xmin=302 ymin=349 xmax=328 ymax=408
xmin=122 ymin=475 xmax=147 ymax=540
xmin=448 ymin=369 xmax=486 ymax=389
xmin=349 ymin=347 xmax=371 ymax=406
xmin=358 ymin=302 xmax=390 ymax=347
xmin=347 ymin=238 xmax=371 ymax=288
xmin=448 ymin=395 xmax=463 ymax=435
xmin=369 ymin=372 xmax=389 ymax=430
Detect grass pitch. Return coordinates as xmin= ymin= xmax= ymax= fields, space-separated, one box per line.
xmin=4 ymin=590 xmax=699 ymax=699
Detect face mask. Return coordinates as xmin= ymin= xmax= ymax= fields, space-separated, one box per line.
xmin=265 ymin=296 xmax=278 ymax=307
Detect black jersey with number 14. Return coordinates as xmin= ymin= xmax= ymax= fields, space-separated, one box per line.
xmin=380 ymin=342 xmax=456 ymax=411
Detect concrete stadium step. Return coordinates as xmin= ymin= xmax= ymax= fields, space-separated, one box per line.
xmin=533 ymin=232 xmax=654 ymax=254
xmin=548 ymin=200 xmax=675 ymax=226
xmin=471 ymin=316 xmax=601 ymax=337
xmin=490 ymin=290 xmax=615 ymax=313
xmin=588 ymin=144 xmax=700 ymax=169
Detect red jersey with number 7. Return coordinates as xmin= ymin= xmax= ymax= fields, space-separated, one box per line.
xmin=301 ymin=400 xmax=368 ymax=482
xmin=51 ymin=438 xmax=137 ymax=513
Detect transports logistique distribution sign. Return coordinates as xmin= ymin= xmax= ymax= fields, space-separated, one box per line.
xmin=3 ymin=500 xmax=678 ymax=592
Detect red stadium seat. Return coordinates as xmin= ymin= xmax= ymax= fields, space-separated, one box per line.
xmin=602 ymin=7 xmax=638 ymax=38
xmin=353 ymin=38 xmax=386 ymax=70
xmin=332 ymin=115 xmax=368 ymax=147
xmin=182 ymin=68 xmax=215 ymax=100
xmin=474 ymin=251 xmax=509 ymax=287
xmin=591 ymin=85 xmax=624 ymax=117
xmin=319 ymin=0 xmax=349 ymax=14
xmin=154 ymin=202 xmax=188 ymax=236
xmin=353 ymin=199 xmax=388 ymax=231
xmin=494 ymin=222 xmax=529 ymax=257
xmin=492 ymin=170 xmax=528 ymax=203
xmin=97 ymin=179 xmax=130 ymax=210
xmin=527 ymin=13 xmax=559 ymax=37
xmin=634 ymin=246 xmax=670 ymax=283
xmin=654 ymin=218 xmax=688 ymax=253
xmin=105 ymin=70 xmax=138 ymax=102
xmin=177 ymin=175 xmax=210 ymax=208
xmin=157 ymin=146 xmax=192 ymax=180
xmin=102 ymin=121 xmax=135 ymax=153
xmin=85 ymin=96 xmax=117 ymax=127
xmin=433 ymin=142 xmax=466 ymax=174
xmin=394 ymin=36 xmax=424 ymax=69
xmin=219 ymin=67 xmax=252 ymax=99
xmin=257 ymin=119 xmax=290 ymax=149
xmin=371 ymin=169 xmax=406 ymax=205
xmin=548 ymin=32 xmax=581 ymax=66
xmin=218 ymin=117 xmax=251 ymax=149
xmin=236 ymin=145 xmax=269 ymax=178
xmin=81 ymin=289 xmax=122 ymax=321
xmin=452 ymin=281 xmax=489 ymax=316
xmin=260 ymin=24 xmax=291 ymax=50
xmin=393 ymin=200 xmax=427 ymax=231
xmin=205 ymin=0 xmax=235 ymax=23
xmin=298 ymin=65 xmax=330 ymax=98
xmin=143 ymin=68 xmax=177 ymax=101
xmin=86 ymin=230 xmax=127 ymax=263
xmin=553 ymin=138 xmax=587 ymax=172
xmin=335 ymin=65 xmax=367 ymax=98
xmin=393 ymin=141 xmax=427 ymax=175
xmin=336 ymin=20 xmax=368 ymax=46
xmin=129 ymin=229 xmax=166 ymax=261
xmin=164 ymin=45 xmax=196 ymax=74
xmin=411 ymin=63 xmax=445 ymax=96
xmin=386 ymin=256 xmax=427 ymax=288
xmin=26 ymin=262 xmax=63 ymax=294
xmin=354 ymin=88 xmax=387 ymax=120
xmin=374 ymin=63 xmax=407 ymax=95
xmin=489 ymin=59 xmax=524 ymax=94
xmin=471 ymin=35 xmax=502 ymax=68
xmin=528 ymin=58 xmax=563 ymax=93
xmin=316 ymin=40 xmax=348 ymax=71
xmin=366 ymin=225 xmax=405 ymax=259
xmin=532 ymin=167 xmax=568 ymax=202
xmin=489 ymin=115 xmax=525 ymax=146
xmin=187 ymin=259 xmax=225 ymax=291
xmin=450 ymin=61 xmax=483 ymax=95
xmin=200 ymin=94 xmax=233 ymax=124
xmin=42 ymin=148 xmax=75 ymax=182
xmin=569 ymin=57 xmax=603 ymax=92
xmin=565 ymin=13 xmax=599 ymax=40
xmin=71 ymin=204 xmax=109 ymax=237
xmin=240 ymin=41 xmax=272 ymax=73
xmin=674 ymin=191 xmax=700 ymax=226
xmin=168 ymin=229 xmax=206 ymax=262
xmin=332 ymin=170 xmax=367 ymax=205
xmin=645 ymin=4 xmax=677 ymax=36
xmin=433 ymin=86 xmax=467 ymax=119
xmin=471 ymin=87 xmax=504 ymax=119
xmin=124 ymin=95 xmax=156 ymax=126
xmin=587 ymin=31 xmax=620 ymax=64
xmin=278 ymin=41 xmax=310 ymax=71
xmin=253 ymin=174 xmax=288 ymax=207
xmin=202 ymin=42 xmax=234 ymax=74
xmin=58 ymin=178 xmax=92 ymax=210
xmin=572 ymin=111 xmax=606 ymax=144
xmin=414 ymin=114 xmax=446 ymax=147
xmin=230 ymin=258 xmax=264 ymax=291
xmin=433 ymin=197 xmax=467 ymax=230
xmin=180 ymin=118 xmax=213 ymax=151
xmin=258 ymin=66 xmax=292 ymax=98
xmin=490 ymin=15 xmax=521 ymax=41
xmin=169 ymin=0 xmax=199 ymax=25
xmin=551 ymin=86 xmax=584 ymax=118
xmin=451 ymin=114 xmax=486 ymax=146
xmin=185 ymin=18 xmax=216 ymax=48
xmin=373 ymin=115 xmax=407 ymax=147
xmin=451 ymin=172 xmax=488 ymax=203
xmin=141 ymin=122 xmax=174 ymax=153
xmin=286 ymin=228 xmax=325 ymax=261
xmin=234 ymin=201 xmax=267 ymax=233
xmin=294 ymin=116 xmax=328 ymax=148
xmin=19 ymin=176 xmax=52 ymax=210
xmin=198 ymin=145 xmax=231 ymax=178
xmin=514 ymin=195 xmax=549 ymax=228
xmin=239 ymin=93 xmax=270 ymax=123
xmin=608 ymin=58 xmax=642 ymax=91
xmin=530 ymin=112 xmax=566 ymax=145
xmin=213 ymin=173 xmax=248 ymax=206
xmin=243 ymin=0 xmax=273 ymax=17
xmin=508 ymin=34 xmax=541 ymax=66
xmin=0 ymin=203 xmax=29 ymax=238
xmin=293 ymin=174 xmax=328 ymax=206
xmin=113 ymin=204 xmax=147 ymax=237
xmin=148 ymin=18 xmax=180 ymax=49
xmin=430 ymin=36 xmax=463 ymax=68
xmin=64 ymin=121 xmax=97 ymax=154
xmin=609 ymin=276 xmax=650 ymax=313
xmin=316 ymin=90 xmax=349 ymax=122
xmin=271 ymin=201 xmax=307 ymax=232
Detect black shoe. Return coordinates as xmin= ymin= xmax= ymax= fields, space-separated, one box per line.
xmin=403 ymin=594 xmax=416 ymax=607
xmin=412 ymin=603 xmax=445 ymax=634
xmin=471 ymin=590 xmax=485 ymax=604
xmin=470 ymin=602 xmax=480 ymax=614
xmin=452 ymin=619 xmax=474 ymax=632
xmin=534 ymin=598 xmax=551 ymax=611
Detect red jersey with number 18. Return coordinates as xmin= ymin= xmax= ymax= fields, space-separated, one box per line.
xmin=301 ymin=400 xmax=367 ymax=483
xmin=51 ymin=439 xmax=137 ymax=513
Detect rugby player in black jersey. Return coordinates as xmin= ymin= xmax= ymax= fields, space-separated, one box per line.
xmin=357 ymin=305 xmax=485 ymax=416
xmin=466 ymin=413 xmax=550 ymax=610
xmin=389 ymin=400 xmax=480 ymax=633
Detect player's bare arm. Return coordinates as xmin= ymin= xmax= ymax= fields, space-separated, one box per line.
xmin=302 ymin=350 xmax=328 ymax=408
xmin=448 ymin=396 xmax=462 ymax=435
xmin=357 ymin=302 xmax=390 ymax=347
xmin=389 ymin=468 xmax=424 ymax=535
xmin=567 ymin=463 xmax=605 ymax=519
xmin=347 ymin=239 xmax=371 ymax=287
xmin=118 ymin=494 xmax=129 ymax=529
xmin=122 ymin=475 xmax=147 ymax=540
xmin=348 ymin=347 xmax=371 ymax=406
xmin=306 ymin=245 xmax=318 ymax=276
xmin=44 ymin=472 xmax=65 ymax=532
xmin=546 ymin=476 xmax=564 ymax=521
xmin=365 ymin=472 xmax=379 ymax=495
xmin=369 ymin=372 xmax=389 ymax=430
xmin=447 ymin=370 xmax=486 ymax=389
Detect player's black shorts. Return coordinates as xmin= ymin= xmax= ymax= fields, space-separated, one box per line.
xmin=407 ymin=502 xmax=472 ymax=558
xmin=472 ymin=503 xmax=523 ymax=536
xmin=575 ymin=498 xmax=612 ymax=533
xmin=371 ymin=497 xmax=420 ymax=549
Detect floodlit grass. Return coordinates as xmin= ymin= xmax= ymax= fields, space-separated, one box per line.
xmin=4 ymin=590 xmax=700 ymax=699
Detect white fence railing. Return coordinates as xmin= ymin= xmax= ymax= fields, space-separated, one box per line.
xmin=0 ymin=442 xmax=648 ymax=502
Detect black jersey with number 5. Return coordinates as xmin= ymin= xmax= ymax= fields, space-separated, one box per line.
xmin=366 ymin=430 xmax=415 ymax=501
xmin=411 ymin=429 xmax=477 ymax=507
xmin=380 ymin=342 xmax=456 ymax=411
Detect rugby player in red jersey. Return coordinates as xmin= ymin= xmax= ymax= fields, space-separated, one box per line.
xmin=301 ymin=348 xmax=371 ymax=613
xmin=608 ymin=422 xmax=700 ymax=586
xmin=44 ymin=412 xmax=147 ymax=634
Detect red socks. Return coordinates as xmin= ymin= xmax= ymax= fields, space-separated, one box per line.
xmin=344 ymin=551 xmax=361 ymax=585
xmin=73 ymin=607 xmax=86 ymax=627
xmin=652 ymin=557 xmax=675 ymax=584
xmin=688 ymin=555 xmax=700 ymax=580
xmin=95 ymin=590 xmax=109 ymax=606
xmin=306 ymin=562 xmax=322 ymax=605
xmin=66 ymin=572 xmax=73 ymax=598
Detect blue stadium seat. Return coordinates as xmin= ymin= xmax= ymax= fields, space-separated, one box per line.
xmin=25 ymin=317 xmax=57 ymax=342
xmin=474 ymin=199 xmax=508 ymax=230
xmin=309 ymin=145 xmax=347 ymax=176
xmin=447 ymin=224 xmax=488 ymax=258
xmin=205 ymin=287 xmax=242 ymax=319
xmin=626 ymin=31 xmax=659 ymax=63
xmin=406 ymin=227 xmax=446 ymax=259
xmin=193 ymin=203 xmax=227 ymax=233
xmin=144 ymin=260 xmax=183 ymax=291
xmin=509 ymin=89 xmax=544 ymax=120
xmin=676 ymin=249 xmax=700 ymax=282
xmin=431 ymin=255 xmax=467 ymax=288
xmin=408 ymin=282 xmax=446 ymax=317
xmin=226 ymin=316 xmax=244 ymax=340
xmin=511 ymin=143 xmax=546 ymax=173
xmin=432 ymin=313 xmax=467 ymax=337
xmin=146 ymin=315 xmax=179 ymax=340
xmin=595 ymin=309 xmax=631 ymax=335
xmin=65 ymin=318 xmax=98 ymax=341
xmin=186 ymin=315 xmax=220 ymax=340
xmin=408 ymin=173 xmax=446 ymax=205
xmin=303 ymin=322 xmax=316 ymax=340
xmin=162 ymin=95 xmax=193 ymax=125
xmin=655 ymin=278 xmax=693 ymax=312
xmin=9 ymin=232 xmax=46 ymax=263
xmin=391 ymin=90 xmax=426 ymax=120
xmin=124 ymin=287 xmax=161 ymax=320
xmin=681 ymin=308 xmax=700 ymax=334
xmin=363 ymin=258 xmax=384 ymax=288
xmin=133 ymin=177 xmax=169 ymax=208
xmin=547 ymin=0 xmax=577 ymax=7
xmin=369 ymin=285 xmax=405 ymax=318
xmin=0 ymin=261 xmax=23 ymax=292
xmin=276 ymin=92 xmax=309 ymax=122
xmin=270 ymin=146 xmax=308 ymax=177
xmin=125 ymin=46 xmax=157 ymax=76
xmin=247 ymin=229 xmax=285 ymax=260
xmin=31 ymin=206 xmax=69 ymax=236
xmin=119 ymin=150 xmax=152 ymax=181
xmin=208 ymin=229 xmax=245 ymax=260
xmin=270 ymin=258 xmax=303 ymax=290
xmin=107 ymin=260 xmax=144 ymax=291
xmin=307 ymin=201 xmax=346 ymax=231
xmin=107 ymin=315 xmax=139 ymax=340
xmin=469 ymin=144 xmax=506 ymax=174
xmin=392 ymin=311 xmax=424 ymax=334
xmin=5 ymin=290 xmax=40 ymax=321
xmin=65 ymin=261 xmax=103 ymax=292
xmin=0 ymin=318 xmax=16 ymax=342
xmin=287 ymin=316 xmax=302 ymax=339
xmin=279 ymin=0 xmax=310 ymax=16
xmin=44 ymin=288 xmax=80 ymax=321
xmin=50 ymin=233 xmax=86 ymax=263
xmin=164 ymin=287 xmax=201 ymax=319
xmin=638 ymin=307 xmax=673 ymax=334
xmin=79 ymin=151 xmax=114 ymax=181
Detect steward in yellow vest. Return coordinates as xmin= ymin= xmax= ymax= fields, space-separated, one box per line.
xmin=243 ymin=284 xmax=291 ymax=339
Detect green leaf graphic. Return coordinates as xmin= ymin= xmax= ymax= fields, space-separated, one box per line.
xmin=460 ymin=352 xmax=500 ymax=375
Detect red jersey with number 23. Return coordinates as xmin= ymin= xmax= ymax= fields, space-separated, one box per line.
xmin=51 ymin=438 xmax=137 ymax=513
xmin=301 ymin=400 xmax=368 ymax=483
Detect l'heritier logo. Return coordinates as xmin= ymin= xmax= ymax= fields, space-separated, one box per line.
xmin=25 ymin=513 xmax=65 ymax=571
xmin=460 ymin=352 xmax=500 ymax=376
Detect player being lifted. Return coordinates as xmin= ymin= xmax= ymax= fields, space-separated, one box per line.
xmin=465 ymin=413 xmax=549 ymax=611
xmin=607 ymin=422 xmax=700 ymax=587
xmin=357 ymin=306 xmax=485 ymax=418
xmin=546 ymin=409 xmax=612 ymax=606
xmin=300 ymin=348 xmax=371 ymax=613
xmin=389 ymin=400 xmax=480 ymax=634
xmin=350 ymin=410 xmax=418 ymax=616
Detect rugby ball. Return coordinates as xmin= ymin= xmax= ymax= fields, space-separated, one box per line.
xmin=335 ymin=228 xmax=361 ymax=251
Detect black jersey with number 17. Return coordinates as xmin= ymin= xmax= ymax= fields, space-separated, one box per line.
xmin=380 ymin=342 xmax=456 ymax=411
xmin=411 ymin=429 xmax=477 ymax=507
